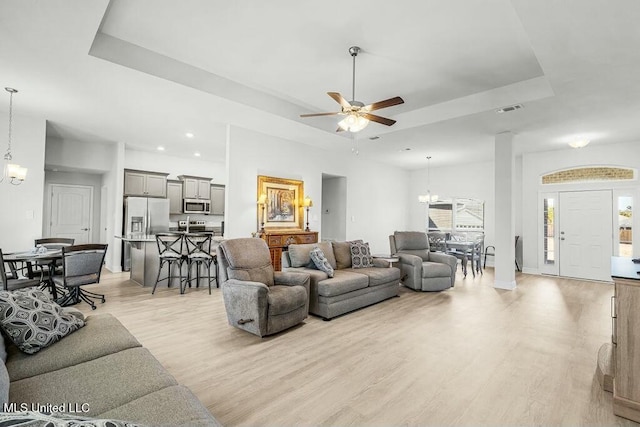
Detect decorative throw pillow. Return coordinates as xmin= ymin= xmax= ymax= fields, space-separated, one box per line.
xmin=0 ymin=411 xmax=147 ymax=427
xmin=350 ymin=241 xmax=373 ymax=268
xmin=0 ymin=288 xmax=85 ymax=354
xmin=309 ymin=247 xmax=334 ymax=278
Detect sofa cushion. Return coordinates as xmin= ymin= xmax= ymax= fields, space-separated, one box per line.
xmin=350 ymin=241 xmax=373 ymax=268
xmin=9 ymin=347 xmax=178 ymax=417
xmin=0 ymin=288 xmax=84 ymax=354
xmin=98 ymin=385 xmax=221 ymax=427
xmin=267 ymin=285 xmax=307 ymax=316
xmin=6 ymin=313 xmax=142 ymax=382
xmin=332 ymin=240 xmax=363 ymax=269
xmin=310 ymin=247 xmax=334 ymax=277
xmin=421 ymin=261 xmax=453 ymax=278
xmin=343 ymin=266 xmax=401 ymax=286
xmin=288 ymin=242 xmax=336 ymax=269
xmin=0 ymin=412 xmax=147 ymax=426
xmin=316 ymin=271 xmax=369 ymax=297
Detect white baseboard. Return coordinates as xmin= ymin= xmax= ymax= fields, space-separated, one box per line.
xmin=493 ymin=280 xmax=517 ymax=290
xmin=521 ymin=267 xmax=539 ymax=275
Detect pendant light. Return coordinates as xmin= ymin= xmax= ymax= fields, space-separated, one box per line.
xmin=418 ymin=156 xmax=438 ymax=204
xmin=1 ymin=87 xmax=27 ymax=185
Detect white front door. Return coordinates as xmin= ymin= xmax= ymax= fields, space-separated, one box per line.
xmin=558 ymin=190 xmax=612 ymax=281
xmin=49 ymin=184 xmax=93 ymax=244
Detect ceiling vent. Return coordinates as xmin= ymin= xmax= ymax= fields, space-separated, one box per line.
xmin=369 ymin=136 xmax=380 ymax=140
xmin=496 ymin=104 xmax=523 ymax=114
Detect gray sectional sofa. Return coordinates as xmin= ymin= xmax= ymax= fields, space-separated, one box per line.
xmin=1 ymin=312 xmax=220 ymax=426
xmin=282 ymin=241 xmax=400 ymax=320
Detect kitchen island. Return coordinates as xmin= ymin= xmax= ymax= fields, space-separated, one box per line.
xmin=598 ymin=257 xmax=640 ymax=423
xmin=117 ymin=233 xmax=221 ymax=288
xmin=116 ymin=235 xmax=168 ymax=287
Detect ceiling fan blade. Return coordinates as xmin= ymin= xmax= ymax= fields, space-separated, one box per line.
xmin=362 ymin=113 xmax=396 ymax=126
xmin=327 ymin=92 xmax=352 ymax=110
xmin=300 ymin=112 xmax=339 ymax=118
xmin=364 ymin=96 xmax=404 ymax=112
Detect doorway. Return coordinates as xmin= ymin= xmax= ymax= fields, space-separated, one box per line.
xmin=541 ymin=190 xmax=613 ymax=281
xmin=321 ymin=174 xmax=347 ymax=242
xmin=47 ymin=184 xmax=93 ymax=244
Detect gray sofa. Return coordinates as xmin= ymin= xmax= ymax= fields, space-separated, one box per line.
xmin=390 ymin=231 xmax=457 ymax=291
xmin=282 ymin=241 xmax=400 ymax=320
xmin=1 ymin=312 xmax=220 ymax=426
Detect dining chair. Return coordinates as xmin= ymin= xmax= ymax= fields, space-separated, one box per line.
xmin=0 ymin=249 xmax=43 ymax=291
xmin=183 ymin=233 xmax=216 ymax=294
xmin=53 ymin=244 xmax=108 ymax=310
xmin=483 ymin=235 xmax=520 ymax=271
xmin=33 ymin=237 xmax=75 ymax=281
xmin=427 ymin=231 xmax=447 ymax=252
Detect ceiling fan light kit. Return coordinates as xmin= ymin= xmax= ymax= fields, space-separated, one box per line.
xmin=300 ymin=46 xmax=404 ymax=133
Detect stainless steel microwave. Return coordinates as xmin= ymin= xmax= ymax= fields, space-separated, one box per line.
xmin=183 ymin=199 xmax=210 ymax=214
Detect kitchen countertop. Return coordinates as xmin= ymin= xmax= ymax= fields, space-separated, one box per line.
xmin=611 ymin=256 xmax=640 ymax=280
xmin=116 ymin=235 xmax=157 ymax=242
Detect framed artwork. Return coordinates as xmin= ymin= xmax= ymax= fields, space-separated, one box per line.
xmin=257 ymin=175 xmax=304 ymax=230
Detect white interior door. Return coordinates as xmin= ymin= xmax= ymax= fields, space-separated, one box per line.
xmin=49 ymin=184 xmax=93 ymax=244
xmin=558 ymin=190 xmax=612 ymax=281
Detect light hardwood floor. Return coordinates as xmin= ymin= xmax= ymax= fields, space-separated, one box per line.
xmin=77 ymin=269 xmax=639 ymax=426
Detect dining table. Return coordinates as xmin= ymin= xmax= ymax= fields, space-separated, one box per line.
xmin=3 ymin=248 xmax=64 ymax=300
xmin=445 ymin=239 xmax=482 ymax=277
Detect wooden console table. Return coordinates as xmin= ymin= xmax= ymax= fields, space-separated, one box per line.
xmin=260 ymin=230 xmax=318 ymax=271
xmin=601 ymin=257 xmax=640 ymax=423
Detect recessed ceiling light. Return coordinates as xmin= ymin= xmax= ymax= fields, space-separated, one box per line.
xmin=157 ymin=146 xmax=165 ymax=151
xmin=194 ymin=152 xmax=201 ymax=157
xmin=185 ymin=132 xmax=194 ymax=138
xmin=568 ymin=139 xmax=590 ymax=148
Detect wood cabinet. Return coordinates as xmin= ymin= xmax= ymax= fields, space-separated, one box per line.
xmin=260 ymin=230 xmax=318 ymax=271
xmin=209 ymin=185 xmax=225 ymax=216
xmin=167 ymin=180 xmax=183 ymax=214
xmin=124 ymin=170 xmax=168 ymax=197
xmin=607 ymin=257 xmax=640 ymax=423
xmin=178 ymin=175 xmax=211 ymax=200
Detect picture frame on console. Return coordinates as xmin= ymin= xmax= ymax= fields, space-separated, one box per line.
xmin=257 ymin=175 xmax=304 ymax=231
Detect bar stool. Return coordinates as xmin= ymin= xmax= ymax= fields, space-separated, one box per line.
xmin=184 ymin=233 xmax=215 ymax=294
xmin=153 ymin=233 xmax=185 ymax=294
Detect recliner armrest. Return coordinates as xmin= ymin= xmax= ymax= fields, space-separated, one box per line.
xmin=274 ymin=271 xmax=310 ymax=287
xmin=395 ymin=253 xmax=423 ymax=269
xmin=428 ymin=252 xmax=458 ymax=270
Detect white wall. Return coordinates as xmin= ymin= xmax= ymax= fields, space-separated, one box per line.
xmin=46 ymin=138 xmax=114 ymax=172
xmin=225 ymin=126 xmax=410 ymax=254
xmin=124 ymin=149 xmax=226 ymax=183
xmin=43 ymin=171 xmax=103 ymax=243
xmin=522 ymin=141 xmax=640 ymax=272
xmin=408 ymin=160 xmax=497 ymax=252
xmin=0 ymin=114 xmax=46 ymax=252
xmin=101 ymin=142 xmax=125 ymax=272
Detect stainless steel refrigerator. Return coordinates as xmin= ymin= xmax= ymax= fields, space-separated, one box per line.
xmin=122 ymin=197 xmax=170 ymax=271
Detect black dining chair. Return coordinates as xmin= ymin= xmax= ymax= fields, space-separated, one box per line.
xmin=153 ymin=233 xmax=185 ymax=294
xmin=0 ymin=249 xmax=42 ymax=291
xmin=53 ymin=244 xmax=108 ymax=310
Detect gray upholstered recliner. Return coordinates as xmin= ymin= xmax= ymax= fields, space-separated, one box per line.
xmin=389 ymin=231 xmax=457 ymax=291
xmin=217 ymin=238 xmax=310 ymax=337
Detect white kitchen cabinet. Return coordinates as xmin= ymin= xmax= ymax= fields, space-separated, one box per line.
xmin=209 ymin=185 xmax=225 ymax=216
xmin=167 ymin=180 xmax=183 ymax=214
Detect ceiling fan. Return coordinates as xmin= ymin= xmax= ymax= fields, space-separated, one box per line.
xmin=300 ymin=46 xmax=404 ymax=133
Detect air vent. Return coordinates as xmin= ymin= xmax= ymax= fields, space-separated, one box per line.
xmin=496 ymin=104 xmax=523 ymax=114
xmin=369 ymin=136 xmax=380 ymax=140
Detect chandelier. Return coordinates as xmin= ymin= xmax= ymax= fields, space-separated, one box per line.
xmin=1 ymin=87 xmax=27 ymax=185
